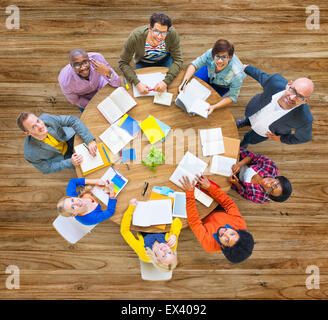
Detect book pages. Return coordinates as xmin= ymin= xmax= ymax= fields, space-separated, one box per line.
xmin=200 ymin=127 xmax=225 ymax=156
xmin=74 ymin=143 xmax=104 ymax=174
xmin=109 ymin=86 xmax=137 ymax=113
xmin=210 ymin=155 xmax=237 ymax=177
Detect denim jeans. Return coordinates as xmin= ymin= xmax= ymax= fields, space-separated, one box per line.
xmin=240 ymin=126 xmax=268 ymax=147
xmin=135 ymin=53 xmax=173 ymax=69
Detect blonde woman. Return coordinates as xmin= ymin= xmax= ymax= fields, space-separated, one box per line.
xmin=57 ymin=178 xmax=116 ymax=226
xmin=120 ymin=198 xmax=182 ymax=272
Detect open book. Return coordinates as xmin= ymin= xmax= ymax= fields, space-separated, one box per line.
xmin=154 ymin=92 xmax=173 ymax=106
xmin=97 ymin=87 xmax=137 ymax=124
xmin=132 ymin=72 xmax=166 ymax=97
xmin=132 ymin=199 xmax=173 ymax=227
xmin=210 ymin=155 xmax=237 ymax=177
xmin=175 ymin=78 xmax=211 ymax=118
xmin=91 ymin=166 xmax=128 ymax=205
xmin=99 ymin=122 xmax=135 ymax=155
xmin=199 ymin=127 xmax=225 ymax=156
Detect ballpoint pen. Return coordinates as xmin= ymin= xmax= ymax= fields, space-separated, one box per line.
xmin=102 ymin=145 xmax=110 ymax=163
xmin=83 ymin=143 xmax=89 ymax=151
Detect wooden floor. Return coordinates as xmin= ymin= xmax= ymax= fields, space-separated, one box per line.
xmin=0 ymin=1 xmax=328 ymax=300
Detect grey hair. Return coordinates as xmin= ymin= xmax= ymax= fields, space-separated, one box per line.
xmin=69 ymin=48 xmax=87 ymax=64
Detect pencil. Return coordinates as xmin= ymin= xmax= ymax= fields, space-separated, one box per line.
xmin=102 ymin=145 xmax=110 ymax=163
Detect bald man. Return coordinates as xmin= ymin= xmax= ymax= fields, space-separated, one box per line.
xmin=58 ymin=48 xmax=121 ymax=112
xmin=236 ymin=65 xmax=314 ymax=146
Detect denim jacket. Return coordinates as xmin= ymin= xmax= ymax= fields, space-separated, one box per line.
xmin=191 ymin=49 xmax=245 ymax=102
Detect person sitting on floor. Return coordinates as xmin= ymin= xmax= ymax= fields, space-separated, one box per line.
xmin=57 ymin=178 xmax=116 ymax=226
xmin=229 ymin=147 xmax=292 ymax=204
xmin=179 ymin=175 xmax=254 ymax=264
xmin=120 ymin=198 xmax=182 ymax=272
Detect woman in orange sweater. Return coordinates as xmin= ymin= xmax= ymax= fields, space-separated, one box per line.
xmin=179 ymin=175 xmax=254 ymax=264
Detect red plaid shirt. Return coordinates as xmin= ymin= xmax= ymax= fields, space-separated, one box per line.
xmin=231 ymin=148 xmax=279 ymax=204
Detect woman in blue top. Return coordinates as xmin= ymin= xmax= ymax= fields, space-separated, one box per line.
xmin=179 ymin=39 xmax=246 ymax=115
xmin=56 ymin=178 xmax=116 ymax=226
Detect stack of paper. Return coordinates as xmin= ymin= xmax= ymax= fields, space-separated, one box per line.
xmin=133 ymin=72 xmax=166 ymax=97
xmin=154 ymin=92 xmax=173 ymax=106
xmin=91 ymin=166 xmax=128 ymax=205
xmin=199 ymin=127 xmax=225 ymax=156
xmin=210 ymin=155 xmax=237 ymax=177
xmin=117 ymin=114 xmax=141 ymax=137
xmin=132 ymin=199 xmax=173 ymax=227
xmin=97 ymin=87 xmax=137 ymax=124
xmin=140 ymin=115 xmax=170 ymax=144
xmin=99 ymin=122 xmax=135 ymax=155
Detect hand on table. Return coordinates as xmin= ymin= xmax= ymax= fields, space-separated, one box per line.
xmin=195 ymin=174 xmax=211 ymax=190
xmin=266 ymin=131 xmax=281 ymax=142
xmin=71 ymin=153 xmax=83 ymax=167
xmin=90 ymin=58 xmax=111 ymax=77
xmin=87 ymin=140 xmax=98 ymax=157
xmin=206 ymin=105 xmax=215 ymax=116
xmin=136 ymin=82 xmax=151 ymax=95
xmin=129 ymin=198 xmax=138 ymax=207
xmin=104 ymin=180 xmax=115 ymax=198
xmin=166 ymin=234 xmax=177 ymax=248
xmin=178 ymin=176 xmax=196 ymax=192
xmin=154 ymin=80 xmax=167 ymax=93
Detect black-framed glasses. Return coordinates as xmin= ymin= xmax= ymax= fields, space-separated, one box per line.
xmin=214 ymin=54 xmax=230 ymax=61
xmin=288 ymin=86 xmax=309 ymax=102
xmin=72 ymin=59 xmax=89 ymax=70
xmin=151 ymin=28 xmax=168 ymax=37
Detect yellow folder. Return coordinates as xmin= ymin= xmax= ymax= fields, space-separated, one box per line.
xmin=82 ymin=142 xmax=112 ymax=176
xmin=140 ymin=115 xmax=165 ymax=144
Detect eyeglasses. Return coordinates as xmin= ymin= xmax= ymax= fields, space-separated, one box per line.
xmin=288 ymin=86 xmax=309 ymax=102
xmin=72 ymin=59 xmax=89 ymax=69
xmin=267 ymin=180 xmax=281 ymax=194
xmin=151 ymin=28 xmax=168 ymax=37
xmin=214 ymin=54 xmax=230 ymax=61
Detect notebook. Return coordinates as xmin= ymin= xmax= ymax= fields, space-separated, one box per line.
xmin=199 ymin=127 xmax=225 ymax=156
xmin=97 ymin=87 xmax=137 ymax=124
xmin=99 ymin=122 xmax=135 ymax=155
xmin=132 ymin=199 xmax=173 ymax=227
xmin=132 ymin=72 xmax=166 ymax=97
xmin=210 ymin=155 xmax=237 ymax=177
xmin=175 ymin=78 xmax=211 ymax=117
xmin=91 ymin=166 xmax=128 ymax=205
xmin=154 ymin=92 xmax=173 ymax=106
xmin=117 ymin=114 xmax=141 ymax=136
xmin=140 ymin=115 xmax=166 ymax=144
xmin=74 ymin=143 xmax=105 ymax=175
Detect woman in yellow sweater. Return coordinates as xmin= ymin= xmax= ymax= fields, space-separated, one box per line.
xmin=120 ymin=198 xmax=182 ymax=272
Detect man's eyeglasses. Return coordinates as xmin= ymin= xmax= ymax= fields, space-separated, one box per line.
xmin=72 ymin=59 xmax=89 ymax=70
xmin=214 ymin=54 xmax=230 ymax=61
xmin=288 ymin=86 xmax=309 ymax=102
xmin=151 ymin=28 xmax=168 ymax=37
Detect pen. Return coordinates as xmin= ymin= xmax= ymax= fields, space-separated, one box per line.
xmin=102 ymin=145 xmax=110 ymax=163
xmin=83 ymin=143 xmax=89 ymax=151
xmin=147 ymin=88 xmax=155 ymax=92
xmin=180 ymin=79 xmax=188 ymax=92
xmin=142 ymin=182 xmax=149 ymax=196
xmin=123 ymin=77 xmax=129 ymax=90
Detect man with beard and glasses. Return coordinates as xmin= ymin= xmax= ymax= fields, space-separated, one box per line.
xmin=235 ymin=65 xmax=314 ymax=147
xmin=58 ymin=48 xmax=121 ymax=112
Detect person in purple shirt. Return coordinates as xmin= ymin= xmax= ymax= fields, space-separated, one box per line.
xmin=58 ymin=48 xmax=121 ymax=112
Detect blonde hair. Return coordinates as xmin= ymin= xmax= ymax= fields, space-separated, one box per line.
xmin=145 ymin=247 xmax=178 ymax=273
xmin=56 ymin=185 xmax=93 ymax=217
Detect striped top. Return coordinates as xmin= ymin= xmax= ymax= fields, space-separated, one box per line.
xmin=141 ymin=40 xmax=168 ymax=63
